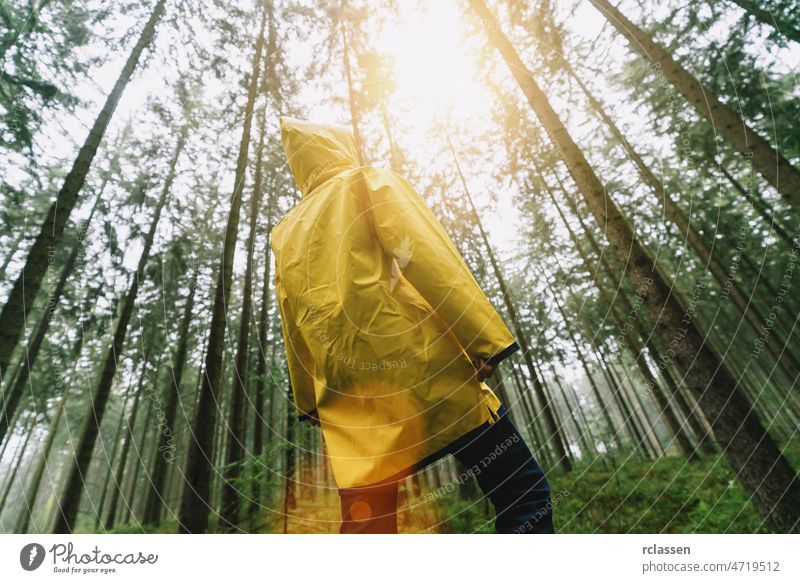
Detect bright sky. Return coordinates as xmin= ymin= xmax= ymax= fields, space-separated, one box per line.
xmin=372 ymin=1 xmax=489 ymax=113
xmin=302 ymin=0 xmax=524 ymax=255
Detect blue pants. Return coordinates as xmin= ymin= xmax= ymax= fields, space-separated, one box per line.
xmin=338 ymin=407 xmax=554 ymax=533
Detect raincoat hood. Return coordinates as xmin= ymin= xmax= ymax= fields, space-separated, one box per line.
xmin=280 ymin=116 xmax=360 ymax=196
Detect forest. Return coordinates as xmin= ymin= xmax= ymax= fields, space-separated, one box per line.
xmin=0 ymin=0 xmax=798 ymax=534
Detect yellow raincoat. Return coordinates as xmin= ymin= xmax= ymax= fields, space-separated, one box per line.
xmin=271 ymin=117 xmax=519 ymax=488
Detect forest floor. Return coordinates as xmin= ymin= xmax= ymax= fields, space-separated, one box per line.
xmin=106 ymin=439 xmax=798 ymax=534
xmin=266 ymin=438 xmax=799 ymax=534
xmin=438 ymin=438 xmax=800 ymax=534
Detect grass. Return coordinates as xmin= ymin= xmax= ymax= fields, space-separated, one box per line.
xmin=438 ymin=439 xmax=800 ymax=534
xmin=100 ymin=439 xmax=798 ymax=534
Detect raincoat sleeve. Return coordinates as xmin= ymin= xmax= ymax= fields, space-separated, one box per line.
xmin=275 ymin=277 xmax=318 ymax=420
xmin=359 ymin=167 xmax=519 ymax=366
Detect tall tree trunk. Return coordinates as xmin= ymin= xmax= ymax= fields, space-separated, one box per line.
xmin=50 ymin=137 xmax=176 ymax=533
xmin=93 ymin=385 xmax=134 ymax=531
xmin=16 ymin=392 xmax=67 ymax=533
xmin=18 ymin=310 xmax=99 ymax=533
xmin=102 ymin=368 xmax=148 ymax=530
xmin=470 ymin=0 xmax=800 ymax=532
xmin=120 ymin=377 xmax=158 ymax=526
xmin=219 ymin=104 xmax=270 ymax=531
xmin=588 ymin=0 xmax=800 ymax=212
xmin=549 ymin=170 xmax=717 ymax=454
xmin=136 ymin=418 xmax=162 ymax=521
xmin=178 ymin=5 xmax=267 ymax=534
xmin=282 ymin=384 xmax=297 ymax=533
xmin=142 ymin=268 xmax=198 ymax=525
xmin=539 ymin=181 xmax=698 ymax=458
xmin=252 ymin=249 xmax=272 ymax=459
xmin=0 ymin=0 xmax=166 ymax=378
xmin=562 ymin=57 xmax=800 ymax=381
xmin=446 ymin=136 xmax=572 ymax=472
xmin=0 ymin=191 xmax=102 ymax=444
xmin=250 ymin=112 xmax=276 ymax=527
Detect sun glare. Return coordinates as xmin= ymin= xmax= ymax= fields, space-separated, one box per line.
xmin=302 ymin=0 xmax=520 ymax=254
xmin=368 ymin=0 xmax=520 ymax=255
xmin=373 ymin=0 xmax=491 ymax=125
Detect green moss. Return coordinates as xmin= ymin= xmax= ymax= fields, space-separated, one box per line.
xmin=441 ymin=439 xmax=800 ymax=533
xmin=99 ymin=440 xmax=799 ymax=534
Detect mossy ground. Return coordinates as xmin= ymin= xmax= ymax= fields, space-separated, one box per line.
xmin=103 ymin=439 xmax=798 ymax=534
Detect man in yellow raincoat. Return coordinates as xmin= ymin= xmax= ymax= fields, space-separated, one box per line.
xmin=271 ymin=117 xmax=553 ymax=534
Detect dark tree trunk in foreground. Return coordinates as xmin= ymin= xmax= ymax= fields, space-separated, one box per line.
xmin=282 ymin=386 xmax=297 ymax=533
xmin=50 ymin=136 xmax=176 ymax=533
xmin=470 ymin=0 xmax=800 ymax=532
xmin=178 ymin=5 xmax=267 ymax=534
xmin=0 ymin=0 xmax=166 ymax=379
xmin=589 ymin=0 xmax=800 ymax=212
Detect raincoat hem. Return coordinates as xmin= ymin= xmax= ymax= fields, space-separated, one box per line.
xmin=338 ymin=406 xmax=513 ymax=491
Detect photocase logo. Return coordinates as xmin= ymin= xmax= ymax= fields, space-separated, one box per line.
xmin=20 ymin=543 xmax=46 ymax=571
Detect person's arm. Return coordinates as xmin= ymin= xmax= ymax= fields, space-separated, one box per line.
xmin=357 ymin=167 xmax=519 ymax=367
xmin=275 ymin=277 xmax=318 ymax=421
